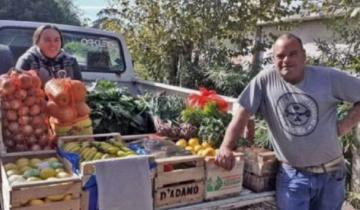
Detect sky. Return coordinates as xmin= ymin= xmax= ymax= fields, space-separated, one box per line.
xmin=73 ymin=0 xmax=110 ymax=21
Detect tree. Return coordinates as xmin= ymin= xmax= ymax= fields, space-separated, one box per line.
xmin=0 ymin=0 xmax=81 ymax=26
xmin=94 ymin=0 xmax=299 ymax=96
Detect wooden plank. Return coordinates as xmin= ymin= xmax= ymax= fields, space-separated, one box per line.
xmin=154 ymin=181 xmax=204 ymax=209
xmin=156 ymin=155 xmax=203 ymax=167
xmin=11 ymin=182 xmax=81 ymax=205
xmin=155 ymin=167 xmax=204 ymax=189
xmin=80 ymin=190 xmax=89 ymax=210
xmin=121 ymin=133 xmax=161 ymax=143
xmin=10 ymin=199 xmax=80 ymax=210
xmin=57 ymin=132 xmax=122 ymax=148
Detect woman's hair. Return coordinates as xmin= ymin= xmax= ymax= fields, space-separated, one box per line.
xmin=32 ymin=24 xmax=63 ymax=47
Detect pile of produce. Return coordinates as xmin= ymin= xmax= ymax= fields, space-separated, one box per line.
xmin=143 ymin=92 xmax=196 ymax=139
xmin=175 ymin=137 xmax=216 ymax=157
xmin=87 ymin=80 xmax=154 ymax=135
xmin=0 ymin=70 xmax=51 ymax=152
xmin=4 ymin=155 xmax=74 ymax=206
xmin=62 ymin=137 xmax=136 ymax=162
xmin=45 ymin=79 xmax=90 ymax=124
xmin=181 ymin=97 xmax=232 ymax=148
xmin=4 ymin=156 xmax=71 ymax=185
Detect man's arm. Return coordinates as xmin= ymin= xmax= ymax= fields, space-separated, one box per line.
xmin=337 ymin=102 xmax=360 ymax=137
xmin=215 ymin=106 xmax=252 ymax=170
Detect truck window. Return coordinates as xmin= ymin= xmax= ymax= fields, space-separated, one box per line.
xmin=0 ymin=27 xmax=126 ymax=74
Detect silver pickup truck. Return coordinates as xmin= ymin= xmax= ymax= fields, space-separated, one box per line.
xmin=0 ymin=20 xmax=274 ymax=209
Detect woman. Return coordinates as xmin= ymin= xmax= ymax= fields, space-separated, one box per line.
xmin=15 ymin=24 xmax=82 ymax=84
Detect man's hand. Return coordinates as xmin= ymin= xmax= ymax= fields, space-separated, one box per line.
xmin=215 ymin=146 xmax=235 ymax=171
xmin=216 ymin=106 xmax=251 ymax=170
xmin=337 ymin=103 xmax=360 ymax=137
xmin=337 ymin=121 xmax=350 ymax=137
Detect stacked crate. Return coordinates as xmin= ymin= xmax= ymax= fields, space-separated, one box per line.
xmin=240 ymin=147 xmax=278 ymax=192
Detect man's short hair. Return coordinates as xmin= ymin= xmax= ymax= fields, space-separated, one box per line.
xmin=273 ymin=33 xmax=304 ymax=50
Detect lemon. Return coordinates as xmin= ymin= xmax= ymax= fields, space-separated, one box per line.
xmin=185 ymin=146 xmax=194 ymax=154
xmin=47 ymin=157 xmax=59 ymax=163
xmin=8 ymin=175 xmax=25 ymax=184
xmin=63 ymin=194 xmax=72 ymax=201
xmin=30 ymin=158 xmax=42 ymax=167
xmin=46 ymin=194 xmax=65 ymax=201
xmin=55 ymin=168 xmax=65 ymax=173
xmin=4 ymin=163 xmax=17 ymax=171
xmin=23 ymin=168 xmax=41 ymax=178
xmin=6 ymin=169 xmax=19 ymax=176
xmin=19 ymin=165 xmax=32 ymax=174
xmin=29 ymin=199 xmax=45 ymax=206
xmin=26 ymin=177 xmax=42 ymax=182
xmin=40 ymin=168 xmax=56 ymax=179
xmin=204 ymin=148 xmax=216 ymax=157
xmin=176 ymin=139 xmax=187 ymax=149
xmin=201 ymin=141 xmax=212 ymax=148
xmin=197 ymin=149 xmax=204 ymax=156
xmin=16 ymin=158 xmax=29 ymax=168
xmin=188 ymin=138 xmax=200 ymax=147
xmin=194 ymin=145 xmax=203 ymax=153
xmin=56 ymin=171 xmax=71 ymax=178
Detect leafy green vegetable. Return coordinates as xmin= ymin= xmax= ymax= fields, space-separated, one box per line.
xmin=181 ymin=102 xmax=232 ymax=147
xmin=142 ymin=92 xmax=185 ymax=121
xmin=87 ymin=80 xmax=154 ymax=135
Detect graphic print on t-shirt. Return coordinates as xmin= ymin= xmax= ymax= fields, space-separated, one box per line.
xmin=276 ymin=92 xmax=318 ymax=136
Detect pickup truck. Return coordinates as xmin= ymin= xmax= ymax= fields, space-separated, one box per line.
xmin=0 ymin=20 xmax=274 ymax=209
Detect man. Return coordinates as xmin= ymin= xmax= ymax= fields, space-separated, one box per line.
xmin=215 ymin=33 xmax=360 ymax=210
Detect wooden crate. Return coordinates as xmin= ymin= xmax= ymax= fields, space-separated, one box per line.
xmin=243 ymin=172 xmax=276 ymax=193
xmin=204 ymin=152 xmax=244 ymax=200
xmin=62 ymin=134 xmax=157 ymax=210
xmin=1 ymin=151 xmax=81 ymax=210
xmin=154 ymin=155 xmax=205 ymax=209
xmin=58 ymin=132 xmax=130 ymax=176
xmin=238 ymin=147 xmax=278 ymax=176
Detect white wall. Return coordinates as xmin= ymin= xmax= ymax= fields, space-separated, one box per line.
xmin=259 ymin=18 xmax=344 ymax=66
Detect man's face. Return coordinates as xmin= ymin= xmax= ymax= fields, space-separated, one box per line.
xmin=272 ymin=38 xmax=306 ymax=84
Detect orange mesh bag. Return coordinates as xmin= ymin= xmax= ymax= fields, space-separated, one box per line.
xmin=0 ymin=69 xmax=52 ymax=152
xmin=45 ymin=78 xmax=92 ymax=136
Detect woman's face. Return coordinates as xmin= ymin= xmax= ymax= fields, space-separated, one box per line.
xmin=37 ymin=28 xmax=61 ymax=59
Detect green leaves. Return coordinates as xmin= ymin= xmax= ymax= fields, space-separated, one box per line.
xmin=181 ymin=102 xmax=232 ymax=147
xmin=86 ymin=80 xmax=154 ymax=135
xmin=142 ymin=92 xmax=185 ymax=121
xmin=95 ymin=0 xmax=295 ymax=96
xmin=0 ymin=0 xmax=81 ymax=25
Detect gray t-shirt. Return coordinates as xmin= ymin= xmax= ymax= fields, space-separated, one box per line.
xmin=239 ymin=66 xmax=360 ymax=167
